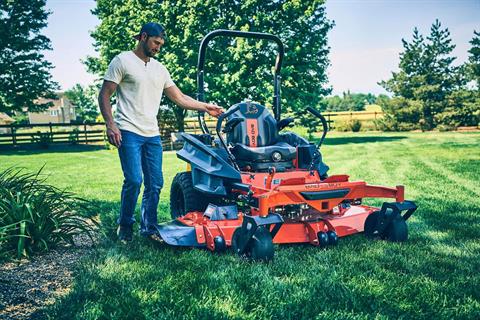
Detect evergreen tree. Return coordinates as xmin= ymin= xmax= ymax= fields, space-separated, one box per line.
xmin=380 ymin=20 xmax=462 ymax=130
xmin=0 ymin=0 xmax=58 ymax=114
xmin=467 ymin=30 xmax=480 ymax=88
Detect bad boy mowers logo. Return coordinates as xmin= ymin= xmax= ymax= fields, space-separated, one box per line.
xmin=245 ymin=104 xmax=259 ymax=115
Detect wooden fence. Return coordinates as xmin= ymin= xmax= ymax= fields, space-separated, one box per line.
xmin=0 ymin=122 xmax=105 ymax=148
xmin=0 ymin=111 xmax=384 ymax=150
xmin=183 ymin=111 xmax=384 ymax=133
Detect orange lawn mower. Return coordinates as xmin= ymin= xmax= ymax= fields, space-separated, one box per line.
xmin=155 ymin=30 xmax=417 ymax=261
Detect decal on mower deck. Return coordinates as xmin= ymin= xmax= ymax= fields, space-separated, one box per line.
xmin=305 ymin=183 xmax=342 ymax=189
xmin=264 ymin=177 xmax=282 ymax=186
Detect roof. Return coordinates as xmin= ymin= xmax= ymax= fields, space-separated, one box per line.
xmin=0 ymin=112 xmax=15 ymax=124
xmin=34 ymin=93 xmax=74 ymax=111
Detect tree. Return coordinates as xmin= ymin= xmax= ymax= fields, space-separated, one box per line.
xmin=322 ymin=92 xmax=375 ymax=112
xmin=64 ymin=84 xmax=100 ymax=123
xmin=380 ymin=20 xmax=462 ymax=130
xmin=0 ymin=0 xmax=58 ymax=115
xmin=467 ymin=30 xmax=480 ymax=88
xmin=86 ymin=0 xmax=333 ymax=131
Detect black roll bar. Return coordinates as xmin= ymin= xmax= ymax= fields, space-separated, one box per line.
xmin=197 ymin=29 xmax=285 ymax=134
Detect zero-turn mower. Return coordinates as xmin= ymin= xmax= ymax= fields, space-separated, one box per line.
xmin=155 ymin=30 xmax=417 ymax=261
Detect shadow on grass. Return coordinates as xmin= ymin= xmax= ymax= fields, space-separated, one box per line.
xmin=321 ymin=135 xmax=407 ymax=145
xmin=0 ymin=144 xmax=107 ymax=156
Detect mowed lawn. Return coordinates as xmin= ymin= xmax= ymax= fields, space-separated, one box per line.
xmin=0 ymin=131 xmax=479 ymax=319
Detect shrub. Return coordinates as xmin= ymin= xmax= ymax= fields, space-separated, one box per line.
xmin=349 ymin=119 xmax=362 ymax=132
xmin=0 ymin=167 xmax=98 ymax=259
xmin=374 ymin=114 xmax=419 ymax=131
xmin=334 ymin=119 xmax=362 ymax=132
xmin=434 ymin=102 xmax=480 ymax=129
xmin=69 ymin=128 xmax=80 ymax=144
xmin=31 ymin=131 xmax=53 ymax=148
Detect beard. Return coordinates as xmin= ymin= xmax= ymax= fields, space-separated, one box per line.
xmin=143 ymin=44 xmax=158 ymax=57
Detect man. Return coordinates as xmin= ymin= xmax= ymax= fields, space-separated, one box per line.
xmin=98 ymin=22 xmax=223 ymax=242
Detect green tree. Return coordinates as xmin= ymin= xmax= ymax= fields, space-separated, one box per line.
xmin=0 ymin=0 xmax=58 ymax=114
xmin=322 ymin=92 xmax=375 ymax=112
xmin=64 ymin=84 xmax=100 ymax=123
xmin=87 ymin=0 xmax=333 ymax=131
xmin=467 ymin=30 xmax=480 ymax=88
xmin=380 ymin=20 xmax=462 ymax=130
xmin=433 ymin=30 xmax=480 ymax=129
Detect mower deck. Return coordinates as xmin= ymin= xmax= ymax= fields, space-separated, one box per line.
xmin=157 ymin=172 xmax=416 ymax=254
xmin=159 ymin=204 xmax=375 ymax=248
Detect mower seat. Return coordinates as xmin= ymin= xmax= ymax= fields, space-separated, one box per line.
xmin=226 ymin=102 xmax=297 ymax=171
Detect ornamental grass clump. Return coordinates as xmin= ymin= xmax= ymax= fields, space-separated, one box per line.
xmin=0 ymin=167 xmax=98 ymax=259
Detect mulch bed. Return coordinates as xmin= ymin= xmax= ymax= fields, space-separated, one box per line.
xmin=0 ymin=236 xmax=95 ymax=320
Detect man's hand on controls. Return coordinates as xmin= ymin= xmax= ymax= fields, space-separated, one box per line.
xmin=205 ymin=103 xmax=224 ymax=118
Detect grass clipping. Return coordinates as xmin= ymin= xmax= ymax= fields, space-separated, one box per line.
xmin=0 ymin=167 xmax=99 ymax=259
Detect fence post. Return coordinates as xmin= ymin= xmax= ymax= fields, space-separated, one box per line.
xmin=84 ymin=123 xmax=88 ymax=144
xmin=11 ymin=124 xmax=16 ymax=146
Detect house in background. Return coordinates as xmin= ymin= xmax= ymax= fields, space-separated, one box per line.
xmin=0 ymin=112 xmax=15 ymax=134
xmin=28 ymin=93 xmax=77 ymax=124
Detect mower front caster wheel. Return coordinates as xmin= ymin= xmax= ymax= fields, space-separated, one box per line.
xmin=231 ymin=226 xmax=274 ymax=262
xmin=317 ymin=232 xmax=329 ymax=247
xmin=327 ymin=231 xmax=338 ymax=245
xmin=317 ymin=231 xmax=338 ymax=247
xmin=214 ymin=236 xmax=227 ymax=252
xmin=386 ymin=216 xmax=408 ymax=242
xmin=364 ymin=211 xmax=408 ymax=242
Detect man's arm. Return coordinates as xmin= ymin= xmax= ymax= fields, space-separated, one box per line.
xmin=164 ymin=85 xmax=224 ymax=117
xmin=98 ymin=80 xmax=122 ymax=147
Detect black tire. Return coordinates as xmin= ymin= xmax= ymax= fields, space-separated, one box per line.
xmin=231 ymin=227 xmax=248 ymax=257
xmin=214 ymin=236 xmax=227 ymax=253
xmin=327 ymin=231 xmax=338 ymax=246
xmin=250 ymin=227 xmax=274 ymax=262
xmin=170 ymin=172 xmax=212 ymax=219
xmin=317 ymin=231 xmax=329 ymax=247
xmin=364 ymin=211 xmax=380 ymax=239
xmin=231 ymin=226 xmax=275 ymax=262
xmin=386 ymin=216 xmax=408 ymax=242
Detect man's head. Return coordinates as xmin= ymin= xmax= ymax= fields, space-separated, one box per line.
xmin=134 ymin=22 xmax=167 ymax=57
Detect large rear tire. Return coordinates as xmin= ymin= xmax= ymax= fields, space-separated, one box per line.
xmin=170 ymin=172 xmax=212 ymax=219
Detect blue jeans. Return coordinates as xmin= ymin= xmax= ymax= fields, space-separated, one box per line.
xmin=117 ymin=130 xmax=163 ymax=236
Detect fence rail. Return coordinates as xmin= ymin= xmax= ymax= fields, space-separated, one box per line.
xmin=0 ymin=111 xmax=384 ymax=149
xmin=183 ymin=111 xmax=384 ymax=133
xmin=0 ymin=122 xmax=106 ymax=147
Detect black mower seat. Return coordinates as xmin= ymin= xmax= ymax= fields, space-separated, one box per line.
xmin=226 ymin=102 xmax=297 ymax=169
xmin=231 ymin=142 xmax=296 ymax=163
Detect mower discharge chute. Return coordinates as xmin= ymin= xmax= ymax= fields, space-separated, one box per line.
xmin=156 ymin=30 xmax=417 ymax=261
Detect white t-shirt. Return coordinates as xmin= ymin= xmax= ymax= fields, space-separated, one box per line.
xmin=104 ymin=51 xmax=175 ymax=137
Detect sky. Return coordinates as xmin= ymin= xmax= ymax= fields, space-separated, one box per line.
xmin=43 ymin=0 xmax=480 ymax=96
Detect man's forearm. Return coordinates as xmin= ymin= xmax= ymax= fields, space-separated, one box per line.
xmin=99 ymin=95 xmax=116 ymax=127
xmin=176 ymin=94 xmax=208 ymax=112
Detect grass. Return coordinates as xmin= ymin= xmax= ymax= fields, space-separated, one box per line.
xmin=0 ymin=131 xmax=479 ymax=319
